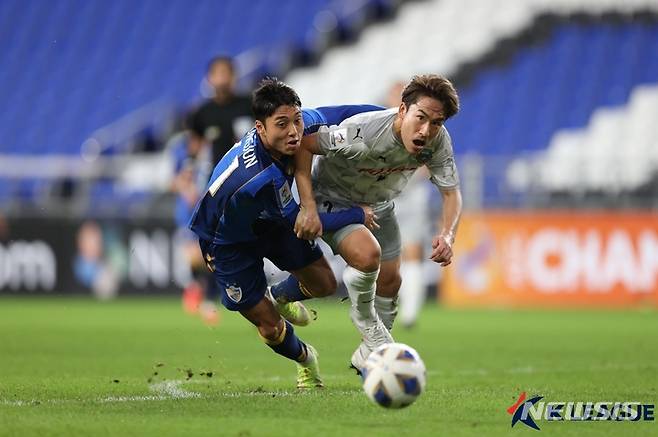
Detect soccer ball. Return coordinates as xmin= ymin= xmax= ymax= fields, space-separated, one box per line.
xmin=361 ymin=343 xmax=426 ymax=408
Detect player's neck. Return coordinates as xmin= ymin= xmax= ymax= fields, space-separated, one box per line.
xmin=260 ymin=138 xmax=283 ymax=161
xmin=392 ymin=117 xmax=404 ymax=144
xmin=269 ymin=150 xmax=283 ymax=162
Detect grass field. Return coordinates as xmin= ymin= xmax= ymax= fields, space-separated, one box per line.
xmin=0 ymin=297 xmax=656 ymax=437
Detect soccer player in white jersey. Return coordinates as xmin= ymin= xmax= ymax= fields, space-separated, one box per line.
xmin=294 ymin=74 xmax=463 ymax=371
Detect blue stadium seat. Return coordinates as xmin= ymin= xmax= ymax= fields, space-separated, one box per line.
xmin=1 ymin=0 xmax=384 ymax=158
xmin=447 ymin=20 xmax=658 ymax=204
xmin=451 ymin=21 xmax=658 ymax=157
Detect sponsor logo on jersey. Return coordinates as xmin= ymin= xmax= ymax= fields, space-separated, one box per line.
xmin=358 ymin=166 xmax=417 ymax=177
xmin=225 ymin=284 xmax=242 ymax=303
xmin=414 ymin=148 xmax=433 ymax=164
xmin=278 ymin=181 xmax=293 ymax=207
xmin=331 ymin=128 xmax=348 ymax=147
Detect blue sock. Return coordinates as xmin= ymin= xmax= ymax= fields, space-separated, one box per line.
xmin=264 ymin=321 xmax=308 ymax=362
xmin=270 ymin=275 xmax=312 ymax=303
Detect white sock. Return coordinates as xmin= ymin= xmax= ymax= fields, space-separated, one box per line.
xmin=342 ymin=266 xmax=379 ymax=322
xmin=374 ymin=295 xmax=398 ymax=331
xmin=398 ymin=261 xmax=424 ymax=327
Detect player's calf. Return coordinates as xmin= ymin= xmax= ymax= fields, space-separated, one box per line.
xmin=259 ymin=319 xmax=310 ymax=363
xmin=374 ymin=295 xmax=398 ymax=331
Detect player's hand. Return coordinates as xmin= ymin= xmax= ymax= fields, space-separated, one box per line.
xmin=429 ymin=233 xmax=453 ymax=266
xmin=295 ymin=205 xmax=323 ymax=240
xmin=361 ymin=205 xmax=380 ymax=231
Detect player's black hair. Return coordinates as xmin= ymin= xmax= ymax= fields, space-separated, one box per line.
xmin=402 ymin=74 xmax=460 ymax=119
xmin=206 ymin=56 xmax=235 ymax=74
xmin=251 ymin=77 xmax=302 ymax=123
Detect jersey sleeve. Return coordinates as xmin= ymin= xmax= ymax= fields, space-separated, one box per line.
xmin=317 ymin=207 xmax=365 ymax=231
xmin=427 ymin=128 xmax=460 ymax=190
xmin=314 ymin=123 xmax=371 ymax=160
xmin=302 ymin=105 xmax=384 ymax=135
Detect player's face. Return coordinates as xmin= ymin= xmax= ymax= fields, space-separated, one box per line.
xmin=207 ymin=62 xmax=234 ymax=94
xmin=397 ymin=96 xmax=445 ymax=155
xmin=256 ymin=105 xmax=303 ymax=158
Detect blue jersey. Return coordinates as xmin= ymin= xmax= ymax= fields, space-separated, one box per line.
xmin=189 ymin=105 xmax=382 ymax=245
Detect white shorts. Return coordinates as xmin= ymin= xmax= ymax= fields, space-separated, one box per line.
xmin=317 ymin=197 xmax=401 ymax=261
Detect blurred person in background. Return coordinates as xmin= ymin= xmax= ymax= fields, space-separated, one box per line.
xmin=73 ymin=220 xmax=120 ymax=300
xmin=171 ymin=55 xmax=252 ymax=326
xmin=188 ymin=56 xmax=253 ymax=165
xmin=170 ymin=119 xmax=219 ymax=325
xmin=384 ymin=80 xmax=433 ymax=329
xmin=294 ymin=74 xmax=463 ymax=371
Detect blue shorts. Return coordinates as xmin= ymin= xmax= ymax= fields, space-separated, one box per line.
xmin=199 ymin=227 xmax=323 ymax=312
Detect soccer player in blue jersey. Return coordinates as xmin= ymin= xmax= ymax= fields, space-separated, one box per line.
xmin=189 ymin=78 xmax=379 ymax=389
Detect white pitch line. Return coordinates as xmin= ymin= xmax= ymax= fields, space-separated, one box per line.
xmin=5 ymin=363 xmax=653 ymax=406
xmin=100 ymin=395 xmax=165 ymax=403
xmin=1 ymin=400 xmax=35 ymax=407
xmin=101 ymin=379 xmax=201 ymax=403
xmin=150 ymin=380 xmax=201 ymax=399
xmin=2 ymin=379 xmax=202 ymax=406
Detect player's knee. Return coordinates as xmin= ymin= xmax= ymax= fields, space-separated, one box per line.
xmin=258 ymin=319 xmax=284 ymax=343
xmin=339 ymin=229 xmax=382 ymax=272
xmin=350 ymin=245 xmax=381 ymax=272
xmin=343 ymin=239 xmax=381 ymax=272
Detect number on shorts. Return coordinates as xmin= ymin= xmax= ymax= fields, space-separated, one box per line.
xmin=322 ymin=200 xmax=333 ymax=213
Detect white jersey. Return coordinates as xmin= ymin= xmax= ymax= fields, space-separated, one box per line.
xmin=312 ymin=108 xmax=459 ymax=206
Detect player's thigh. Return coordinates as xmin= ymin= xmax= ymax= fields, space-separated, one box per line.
xmin=315 ymin=197 xmax=381 ymax=270
xmin=266 ymin=227 xmax=336 ymax=296
xmin=333 ymin=226 xmax=381 ymax=272
xmin=266 ymin=226 xmax=324 ymax=272
xmin=289 ymin=255 xmax=336 ymax=297
xmin=200 ymin=240 xmax=268 ymax=312
xmin=370 ymin=203 xmax=402 ymax=262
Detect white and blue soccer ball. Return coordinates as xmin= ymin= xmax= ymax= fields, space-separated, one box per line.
xmin=361 ymin=342 xmax=426 ymax=409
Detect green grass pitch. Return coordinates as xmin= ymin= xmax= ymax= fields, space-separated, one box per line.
xmin=0 ymin=297 xmax=656 ymax=436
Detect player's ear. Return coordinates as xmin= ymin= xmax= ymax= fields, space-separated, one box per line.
xmin=398 ymin=102 xmax=407 ymax=118
xmin=255 ymin=119 xmax=266 ymax=136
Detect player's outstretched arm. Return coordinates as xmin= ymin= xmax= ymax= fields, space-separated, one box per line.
xmin=274 ymin=186 xmax=367 ymax=234
xmin=429 ymin=188 xmax=463 ymax=266
xmin=302 ymin=105 xmax=383 ymax=135
xmin=294 ymin=135 xmax=324 ymax=240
